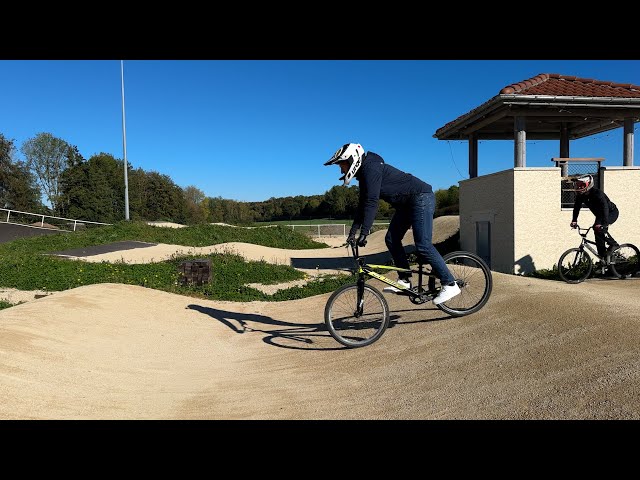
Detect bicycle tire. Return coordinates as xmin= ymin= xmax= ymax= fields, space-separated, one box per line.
xmin=609 ymin=243 xmax=640 ymax=279
xmin=324 ymin=283 xmax=390 ymax=348
xmin=428 ymin=251 xmax=492 ymax=317
xmin=558 ymin=247 xmax=593 ymax=283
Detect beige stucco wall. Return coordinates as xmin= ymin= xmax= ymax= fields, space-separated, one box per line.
xmin=459 ymin=169 xmax=514 ymax=273
xmin=599 ymin=167 xmax=640 ymax=248
xmin=460 ymin=165 xmax=640 ymax=275
xmin=513 ymin=168 xmax=567 ymax=273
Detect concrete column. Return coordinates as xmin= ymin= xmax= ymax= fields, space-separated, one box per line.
xmin=623 ymin=117 xmax=634 ymax=166
xmin=514 ymin=116 xmax=526 ymax=168
xmin=560 ymin=122 xmax=569 ymax=158
xmin=469 ymin=133 xmax=478 ymax=178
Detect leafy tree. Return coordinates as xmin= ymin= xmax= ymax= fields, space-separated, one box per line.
xmin=301 ymin=196 xmax=323 ymax=218
xmin=281 ymin=196 xmax=302 ymax=220
xmin=21 ymin=132 xmax=77 ymax=214
xmin=435 ymin=185 xmax=459 ymax=217
xmin=263 ymin=197 xmax=283 ymax=220
xmin=183 ymin=185 xmax=209 ymax=224
xmin=59 ymin=152 xmax=127 ymax=223
xmin=207 ymin=196 xmax=226 ymax=223
xmin=324 ymin=185 xmax=349 ymax=217
xmin=0 ymin=133 xmax=42 ymax=211
xmin=127 ymin=167 xmax=149 ymax=221
xmin=139 ymin=171 xmax=188 ymax=223
xmin=376 ymin=199 xmax=393 ymax=219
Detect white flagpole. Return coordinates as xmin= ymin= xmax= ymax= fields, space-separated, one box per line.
xmin=121 ymin=60 xmax=130 ymax=220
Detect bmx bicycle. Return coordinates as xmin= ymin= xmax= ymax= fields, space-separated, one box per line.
xmin=557 ymin=224 xmax=640 ymax=284
xmin=324 ymin=239 xmax=493 ymax=348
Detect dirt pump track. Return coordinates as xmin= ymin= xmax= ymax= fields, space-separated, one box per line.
xmin=0 ymin=217 xmax=639 ymax=419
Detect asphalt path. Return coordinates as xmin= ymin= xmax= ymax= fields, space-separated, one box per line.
xmin=50 ymin=241 xmax=158 ymax=257
xmin=0 ymin=222 xmax=67 ymax=243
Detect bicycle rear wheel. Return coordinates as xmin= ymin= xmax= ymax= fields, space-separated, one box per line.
xmin=558 ymin=247 xmax=593 ymax=283
xmin=324 ymin=283 xmax=390 ymax=348
xmin=609 ymin=243 xmax=640 ymax=279
xmin=428 ymin=251 xmax=492 ymax=317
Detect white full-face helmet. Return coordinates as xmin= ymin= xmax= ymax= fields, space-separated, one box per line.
xmin=574 ymin=174 xmax=594 ymax=194
xmin=324 ymin=143 xmax=365 ymax=185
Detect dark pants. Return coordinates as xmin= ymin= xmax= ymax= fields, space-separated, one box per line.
xmin=595 ymin=209 xmax=619 ymax=257
xmin=384 ymin=191 xmax=455 ymax=284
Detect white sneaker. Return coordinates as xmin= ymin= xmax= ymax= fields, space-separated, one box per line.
xmin=433 ymin=282 xmax=461 ymax=305
xmin=383 ymin=279 xmax=411 ymax=294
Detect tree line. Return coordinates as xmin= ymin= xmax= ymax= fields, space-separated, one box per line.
xmin=1 ymin=131 xmax=459 ymax=225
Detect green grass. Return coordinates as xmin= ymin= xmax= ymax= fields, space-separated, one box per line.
xmin=0 ymin=220 xmax=355 ymax=307
xmin=0 ymin=300 xmax=16 ymax=311
xmin=525 ymin=267 xmax=562 ymax=281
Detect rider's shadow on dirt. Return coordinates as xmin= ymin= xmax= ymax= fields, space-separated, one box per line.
xmin=187 ymin=304 xmax=448 ymax=350
xmin=187 ymin=304 xmax=343 ymax=350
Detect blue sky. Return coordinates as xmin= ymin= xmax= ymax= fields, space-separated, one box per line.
xmin=1 ymin=59 xmax=638 ymax=202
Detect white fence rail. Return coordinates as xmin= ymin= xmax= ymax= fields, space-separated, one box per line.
xmin=286 ymin=222 xmax=390 ymax=237
xmin=0 ymin=208 xmax=112 ymax=232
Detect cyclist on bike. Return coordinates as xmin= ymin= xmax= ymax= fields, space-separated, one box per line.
xmin=324 ymin=142 xmax=460 ymax=305
xmin=570 ymin=174 xmax=620 ymax=260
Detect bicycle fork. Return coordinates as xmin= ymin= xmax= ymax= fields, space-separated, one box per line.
xmin=355 ymin=276 xmax=365 ymax=317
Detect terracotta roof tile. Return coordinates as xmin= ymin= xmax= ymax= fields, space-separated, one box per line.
xmin=435 ymin=72 xmax=640 ymax=138
xmin=499 ymin=73 xmax=640 ymax=98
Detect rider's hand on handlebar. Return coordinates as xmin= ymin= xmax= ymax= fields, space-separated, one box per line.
xmin=346 ymin=232 xmax=356 ymax=246
xmin=357 ymin=233 xmax=368 ymax=247
xmin=570 ymin=221 xmax=578 ymax=229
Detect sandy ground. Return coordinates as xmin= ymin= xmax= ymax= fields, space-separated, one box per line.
xmin=1 ymin=215 xmax=639 ymax=419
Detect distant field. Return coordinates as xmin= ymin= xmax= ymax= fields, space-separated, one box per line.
xmin=253 ymin=219 xmax=391 ymax=227
xmin=254 ymin=219 xmax=349 ymax=226
xmin=253 ymin=219 xmax=391 ymax=236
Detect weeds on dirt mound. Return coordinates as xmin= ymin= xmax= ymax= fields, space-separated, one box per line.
xmin=0 ymin=220 xmax=351 ymax=304
xmin=0 ymin=300 xmax=15 ymax=311
xmin=525 ymin=266 xmax=562 ymax=281
xmin=0 ymin=221 xmax=327 ymax=258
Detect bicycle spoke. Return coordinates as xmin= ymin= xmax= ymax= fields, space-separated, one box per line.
xmin=325 ymin=284 xmax=389 ymax=347
xmin=447 ymin=265 xmax=487 ymax=310
xmin=610 ymin=244 xmax=640 ymax=277
xmin=430 ymin=252 xmax=492 ymax=315
xmin=559 ymin=249 xmax=591 ymax=283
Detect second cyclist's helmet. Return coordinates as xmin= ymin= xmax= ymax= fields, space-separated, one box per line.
xmin=324 ymin=143 xmax=365 ymax=185
xmin=575 ymin=174 xmax=594 ymax=194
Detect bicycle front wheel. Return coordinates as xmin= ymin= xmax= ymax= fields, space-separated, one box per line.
xmin=558 ymin=247 xmax=592 ymax=283
xmin=324 ymin=283 xmax=390 ymax=348
xmin=428 ymin=251 xmax=492 ymax=317
xmin=609 ymin=243 xmax=640 ymax=279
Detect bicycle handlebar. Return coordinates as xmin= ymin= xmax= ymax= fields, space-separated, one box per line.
xmin=572 ymin=224 xmax=592 ymax=234
xmin=341 ymin=239 xmax=361 ymax=260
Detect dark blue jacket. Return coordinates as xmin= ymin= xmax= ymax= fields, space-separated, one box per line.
xmin=351 ymin=151 xmax=432 ymax=234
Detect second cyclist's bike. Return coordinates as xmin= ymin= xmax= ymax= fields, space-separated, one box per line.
xmin=324 ymin=241 xmax=493 ymax=348
xmin=557 ymin=224 xmax=640 ymax=284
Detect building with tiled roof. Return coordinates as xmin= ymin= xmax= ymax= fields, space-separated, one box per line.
xmin=433 ymin=73 xmax=640 ymax=276
xmin=435 ymin=73 xmax=640 ymax=150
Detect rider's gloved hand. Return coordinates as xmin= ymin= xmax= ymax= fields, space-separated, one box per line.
xmin=570 ymin=221 xmax=578 ymax=228
xmin=594 ymin=224 xmax=605 ymax=233
xmin=357 ymin=233 xmax=368 ymax=247
xmin=346 ymin=231 xmax=357 ymax=246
